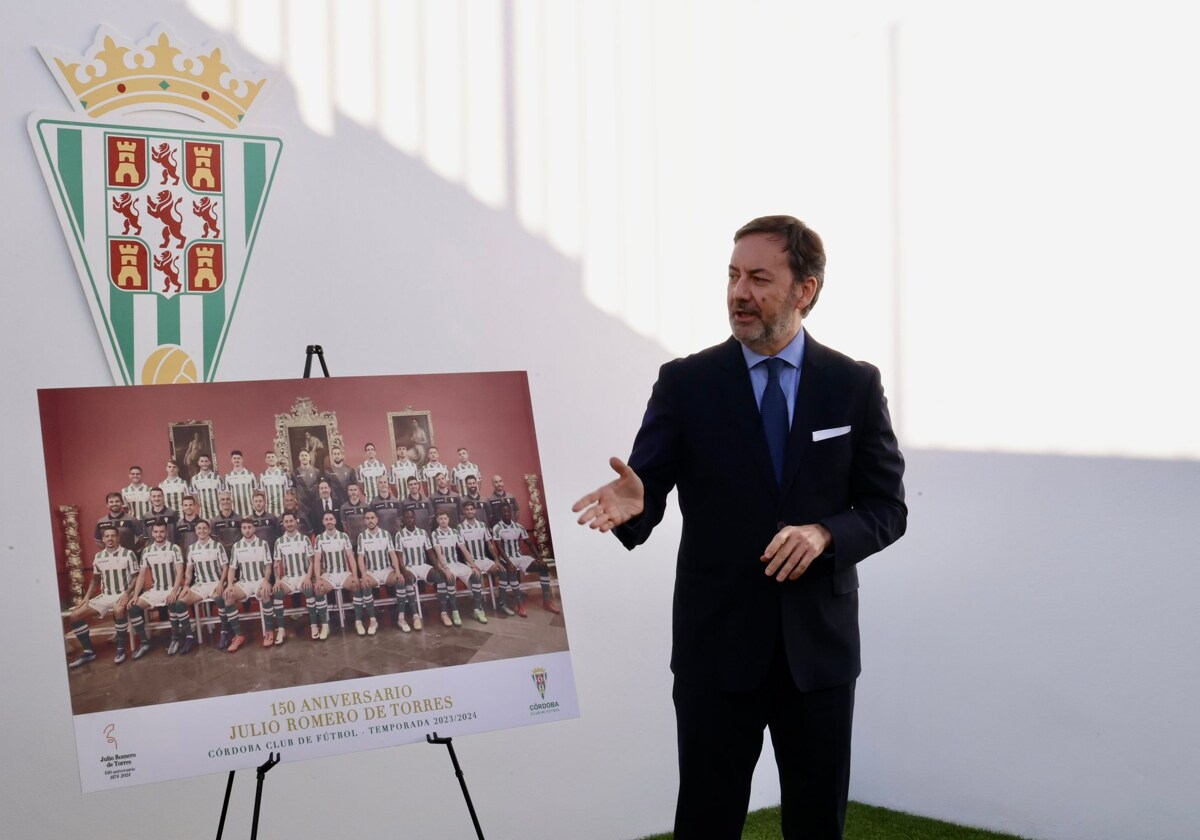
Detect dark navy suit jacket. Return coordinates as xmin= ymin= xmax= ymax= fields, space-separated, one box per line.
xmin=615 ymin=331 xmax=907 ymax=693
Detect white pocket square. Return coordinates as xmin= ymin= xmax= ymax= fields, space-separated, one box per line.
xmin=812 ymin=425 xmax=851 ymax=442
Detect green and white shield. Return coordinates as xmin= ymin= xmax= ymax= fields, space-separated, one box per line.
xmin=30 ymin=115 xmax=281 ymax=384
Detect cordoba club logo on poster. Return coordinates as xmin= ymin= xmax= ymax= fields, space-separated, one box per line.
xmin=29 ymin=25 xmax=282 ymax=384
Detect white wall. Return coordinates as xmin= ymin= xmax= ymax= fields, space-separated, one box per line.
xmin=3 ymin=2 xmax=1199 ymax=839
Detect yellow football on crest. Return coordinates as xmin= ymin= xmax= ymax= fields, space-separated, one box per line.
xmin=142 ymin=345 xmax=199 ymax=384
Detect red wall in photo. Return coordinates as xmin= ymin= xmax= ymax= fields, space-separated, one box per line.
xmin=38 ymin=372 xmax=553 ymax=606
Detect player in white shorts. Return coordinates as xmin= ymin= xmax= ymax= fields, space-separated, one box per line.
xmin=223 ymin=518 xmax=273 ymax=649
xmin=458 ymin=500 xmax=509 ymax=615
xmin=175 ymin=520 xmax=236 ymax=651
xmin=492 ymin=504 xmax=561 ymax=618
xmin=313 ymin=511 xmax=359 ymax=638
xmin=129 ymin=521 xmax=188 ymax=656
xmin=356 ymin=509 xmax=407 ymax=633
xmin=432 ymin=510 xmax=490 ymax=625
xmin=272 ymin=512 xmax=318 ymax=643
xmin=397 ymin=508 xmax=454 ymax=627
xmin=67 ymin=526 xmax=139 ymax=667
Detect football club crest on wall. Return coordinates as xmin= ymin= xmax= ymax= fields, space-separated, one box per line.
xmin=29 ymin=25 xmax=283 ymax=384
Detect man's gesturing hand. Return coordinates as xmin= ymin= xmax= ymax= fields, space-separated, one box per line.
xmin=761 ymin=524 xmax=832 ymax=581
xmin=572 ymin=457 xmax=645 ymax=533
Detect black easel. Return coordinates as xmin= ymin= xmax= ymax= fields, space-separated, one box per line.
xmin=214 ymin=751 xmax=280 ymax=840
xmin=428 ymin=733 xmax=486 ymax=839
xmin=304 ymin=344 xmax=330 ymax=378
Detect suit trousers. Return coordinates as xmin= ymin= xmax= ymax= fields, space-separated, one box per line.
xmin=672 ymin=636 xmax=855 ymax=839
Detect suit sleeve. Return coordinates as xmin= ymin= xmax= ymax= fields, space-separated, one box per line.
xmin=819 ymin=364 xmax=907 ymax=570
xmin=613 ymin=362 xmax=683 ymax=551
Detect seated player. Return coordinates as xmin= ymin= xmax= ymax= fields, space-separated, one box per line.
xmin=159 ymin=459 xmax=190 ymax=513
xmin=432 ymin=511 xmax=488 ymax=625
xmin=174 ymin=520 xmax=238 ymax=650
xmin=272 ymin=512 xmax=318 ymax=643
xmin=391 ymin=445 xmax=419 ymax=495
xmin=451 ymin=447 xmax=482 ymax=493
xmin=357 ymin=442 xmax=388 ymax=501
xmin=339 ymin=481 xmax=371 ymax=548
xmin=421 ymin=446 xmax=449 ymax=495
xmin=400 ymin=476 xmax=433 ymax=532
xmin=458 ymin=500 xmax=509 ymax=614
xmin=225 ymin=518 xmax=276 ymax=648
xmin=314 ymin=511 xmax=360 ymax=636
xmin=396 ymin=508 xmax=453 ymax=627
xmin=190 ymin=454 xmax=224 ymax=520
xmin=121 ymin=466 xmax=153 ymax=522
xmin=492 ymin=504 xmax=560 ymax=617
xmin=259 ymin=450 xmax=291 ymax=516
xmin=224 ymin=450 xmax=257 ymax=516
xmin=356 ymin=509 xmax=407 ymax=633
xmin=128 ymin=521 xmax=187 ymax=657
xmin=94 ymin=491 xmax=144 ymax=552
xmin=67 ymin=525 xmax=139 ymax=667
xmin=139 ymin=486 xmax=178 ymax=544
xmin=246 ymin=489 xmax=282 ymax=549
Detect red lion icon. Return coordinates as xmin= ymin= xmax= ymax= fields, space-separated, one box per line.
xmin=146 ymin=191 xmax=186 ymax=249
xmin=111 ymin=192 xmax=141 ymax=235
xmin=192 ymin=197 xmax=221 ymax=238
xmin=153 ymin=250 xmax=182 ymax=293
xmin=151 ymin=143 xmax=180 ymax=186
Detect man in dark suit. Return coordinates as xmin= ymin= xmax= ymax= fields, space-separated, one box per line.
xmin=574 ymin=215 xmax=906 ymax=839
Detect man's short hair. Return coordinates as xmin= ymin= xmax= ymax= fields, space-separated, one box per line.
xmin=733 ymin=215 xmax=826 ymax=316
xmin=101 ymin=525 xmax=119 ymax=536
xmin=106 ymin=492 xmax=122 ymax=503
xmin=240 ymin=517 xmax=255 ymax=526
xmin=231 ymin=449 xmax=243 ymax=457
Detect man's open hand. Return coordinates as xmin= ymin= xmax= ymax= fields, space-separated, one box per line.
xmin=572 ymin=457 xmax=645 ymax=533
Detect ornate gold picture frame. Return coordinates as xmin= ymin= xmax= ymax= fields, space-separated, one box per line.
xmin=387 ymin=409 xmax=435 ymax=465
xmin=168 ymin=419 xmax=217 ymax=482
xmin=274 ymin=397 xmax=343 ymax=473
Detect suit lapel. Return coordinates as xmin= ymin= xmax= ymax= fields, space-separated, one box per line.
xmin=781 ymin=330 xmax=824 ymax=495
xmin=716 ymin=337 xmax=779 ymax=495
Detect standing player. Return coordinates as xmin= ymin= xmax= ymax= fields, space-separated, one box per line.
xmin=273 ymin=512 xmax=318 ymax=643
xmin=432 ymin=511 xmax=488 ymax=625
xmin=429 ymin=473 xmax=463 ymax=526
xmin=121 ymin=466 xmax=153 ymax=522
xmin=224 ymin=518 xmax=275 ymax=647
xmin=314 ymin=511 xmax=360 ymax=636
xmin=259 ymin=450 xmax=291 ymax=516
xmin=461 ymin=476 xmax=490 ymax=525
xmin=486 ymin=474 xmax=520 ymax=523
xmin=175 ymin=495 xmax=203 ymax=555
xmin=140 ymin=487 xmax=179 ymax=544
xmin=459 ymin=500 xmax=509 ymax=614
xmin=357 ymin=442 xmax=388 ymax=501
xmin=94 ymin=492 xmax=144 ymax=551
xmin=492 ymin=504 xmax=560 ymax=617
xmin=391 ymin=445 xmax=419 ymax=496
xmin=396 ymin=508 xmax=450 ymax=627
xmin=451 ymin=448 xmax=482 ymax=494
xmin=67 ymin=526 xmax=139 ymax=667
xmin=129 ymin=521 xmax=188 ymax=656
xmin=371 ymin=478 xmax=404 ymax=534
xmin=246 ymin=490 xmax=282 ymax=549
xmin=421 ymin=446 xmax=450 ymax=495
xmin=339 ymin=482 xmax=372 ymax=548
xmin=176 ymin=520 xmax=237 ymax=650
xmin=224 ymin=450 xmax=257 ymax=516
xmin=401 ymin=476 xmax=433 ymax=532
xmin=190 ymin=454 xmax=224 ymax=520
xmin=356 ymin=509 xmax=406 ymax=633
xmin=325 ymin=445 xmax=357 ymax=505
xmin=281 ymin=489 xmax=312 ymax=537
xmin=160 ymin=459 xmax=190 ymax=513
xmin=292 ymin=449 xmax=323 ymax=518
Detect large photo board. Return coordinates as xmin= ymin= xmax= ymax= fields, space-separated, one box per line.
xmin=38 ymin=372 xmax=575 ymax=791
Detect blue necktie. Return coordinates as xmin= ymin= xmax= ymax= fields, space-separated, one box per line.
xmin=761 ymin=357 xmax=789 ymax=485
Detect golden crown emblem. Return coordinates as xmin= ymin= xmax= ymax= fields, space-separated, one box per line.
xmin=43 ymin=26 xmax=267 ymax=130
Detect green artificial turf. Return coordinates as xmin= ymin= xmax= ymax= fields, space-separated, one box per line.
xmin=639 ymin=801 xmax=1031 ymax=839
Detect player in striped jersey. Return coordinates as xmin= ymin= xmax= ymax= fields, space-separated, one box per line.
xmin=223 ymin=519 xmax=274 ymax=648
xmin=95 ymin=492 xmax=144 ymax=551
xmin=452 ymin=448 xmax=482 ymax=493
xmin=421 ymin=446 xmax=449 ymax=495
xmin=160 ymin=459 xmax=190 ymax=513
xmin=67 ymin=526 xmax=139 ymax=667
xmin=492 ymin=504 xmax=560 ymax=617
xmin=224 ymin=450 xmax=257 ymax=516
xmin=326 ymin=446 xmax=356 ymax=506
xmin=391 ymin=445 xmax=419 ymax=496
xmin=121 ymin=466 xmax=153 ymax=522
xmin=175 ymin=495 xmax=203 ymax=554
xmin=273 ymin=512 xmax=318 ymax=644
xmin=259 ymin=451 xmax=291 ymax=515
xmin=190 ymin=454 xmax=224 ymax=520
xmin=314 ymin=511 xmax=360 ymax=636
xmin=397 ymin=508 xmax=451 ymax=627
xmin=432 ymin=511 xmax=487 ymax=625
xmin=339 ymin=482 xmax=371 ymax=547
xmin=129 ymin=521 xmax=188 ymax=657
xmin=175 ymin=520 xmax=235 ymax=650
xmin=460 ymin=476 xmax=491 ymax=526
xmin=247 ymin=490 xmax=282 ymax=548
xmin=140 ymin=487 xmax=178 ymax=544
xmin=401 ymin=476 xmax=433 ymax=532
xmin=458 ymin=500 xmax=510 ymax=615
xmin=357 ymin=442 xmax=388 ymax=501
xmin=356 ymin=509 xmax=407 ymax=633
